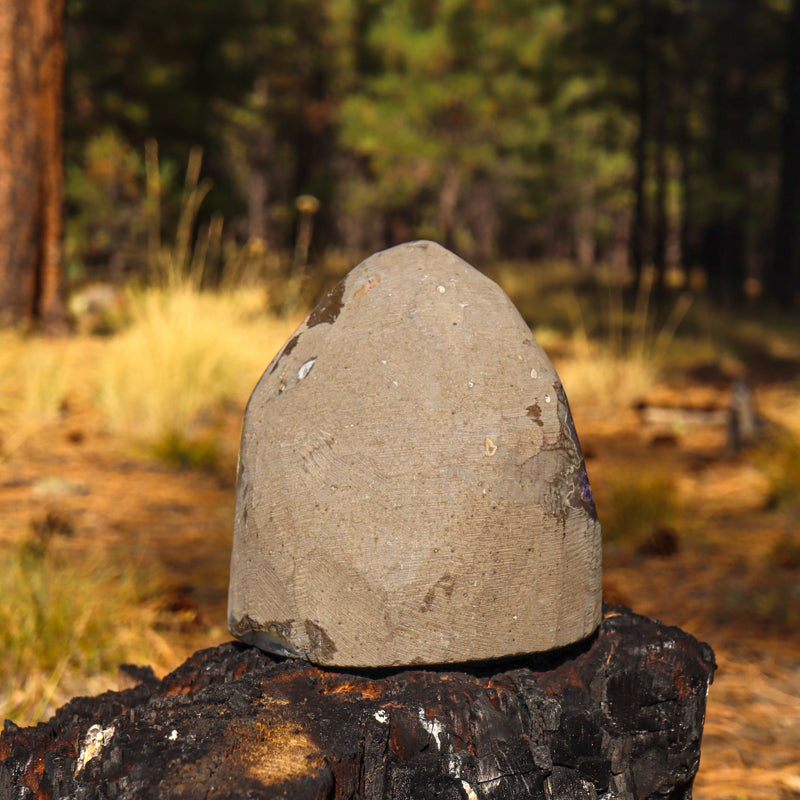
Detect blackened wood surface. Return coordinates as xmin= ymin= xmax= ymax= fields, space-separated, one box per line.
xmin=0 ymin=606 xmax=715 ymax=800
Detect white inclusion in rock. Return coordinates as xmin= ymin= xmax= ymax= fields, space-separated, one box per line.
xmin=168 ymin=729 xmax=179 ymax=741
xmin=297 ymin=358 xmax=316 ymax=380
xmin=75 ymin=724 xmax=116 ymax=775
xmin=531 ymin=367 xmax=538 ymax=379
xmin=437 ymin=285 xmax=446 ymax=294
xmin=544 ymin=393 xmax=551 ymax=403
xmin=373 ymin=709 xmax=389 ymax=724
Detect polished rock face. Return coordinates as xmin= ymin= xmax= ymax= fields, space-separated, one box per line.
xmin=228 ymin=241 xmax=601 ymax=667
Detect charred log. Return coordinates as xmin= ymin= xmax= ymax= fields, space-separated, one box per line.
xmin=0 ymin=605 xmax=715 ymax=800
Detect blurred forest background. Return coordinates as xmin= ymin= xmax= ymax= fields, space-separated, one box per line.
xmin=2 ymin=0 xmax=800 ymax=318
xmin=57 ymin=0 xmax=800 ymax=308
xmin=1 ymin=2 xmax=800 ymax=798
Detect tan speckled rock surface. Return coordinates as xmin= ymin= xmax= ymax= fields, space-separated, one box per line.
xmin=228 ymin=241 xmax=601 ymax=666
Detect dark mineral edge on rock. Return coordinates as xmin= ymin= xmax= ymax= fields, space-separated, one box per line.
xmin=0 ymin=606 xmax=715 ymax=800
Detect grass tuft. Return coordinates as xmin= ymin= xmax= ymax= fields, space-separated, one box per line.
xmin=0 ymin=333 xmax=79 ymax=455
xmin=151 ymin=430 xmax=222 ymax=471
xmin=560 ymin=271 xmax=692 ymax=409
xmin=0 ymin=534 xmax=170 ymax=725
xmin=759 ymin=433 xmax=800 ymax=512
xmin=599 ymin=469 xmax=680 ymax=545
xmin=491 ymin=261 xmax=693 ymax=410
xmin=95 ymin=284 xmax=298 ymax=450
xmin=719 ymin=573 xmax=800 ymax=633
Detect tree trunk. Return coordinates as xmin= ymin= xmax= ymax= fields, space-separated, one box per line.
xmin=630 ymin=0 xmax=650 ymax=290
xmin=771 ymin=0 xmax=800 ymax=309
xmin=0 ymin=0 xmax=67 ymax=331
xmin=438 ymin=164 xmax=462 ymax=252
xmin=247 ymin=171 xmax=268 ymax=242
xmin=653 ymin=90 xmax=668 ymax=304
xmin=468 ymin=174 xmax=498 ymax=264
xmin=678 ymin=90 xmax=693 ymax=273
xmin=703 ymin=58 xmax=746 ymax=308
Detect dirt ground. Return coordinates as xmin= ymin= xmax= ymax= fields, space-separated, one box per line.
xmin=583 ymin=384 xmax=800 ymax=800
xmin=0 ymin=370 xmax=798 ymax=799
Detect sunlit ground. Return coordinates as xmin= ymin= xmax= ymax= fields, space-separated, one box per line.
xmin=0 ymin=262 xmax=798 ymax=799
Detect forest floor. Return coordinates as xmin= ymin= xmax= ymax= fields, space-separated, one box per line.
xmin=585 ymin=383 xmax=800 ymax=800
xmin=0 ymin=275 xmax=799 ymax=799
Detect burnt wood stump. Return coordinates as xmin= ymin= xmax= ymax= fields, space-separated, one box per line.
xmin=0 ymin=606 xmax=715 ymax=800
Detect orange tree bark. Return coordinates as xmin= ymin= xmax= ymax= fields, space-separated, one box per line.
xmin=0 ymin=0 xmax=67 ymax=331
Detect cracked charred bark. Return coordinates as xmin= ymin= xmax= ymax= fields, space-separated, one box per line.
xmin=0 ymin=606 xmax=715 ymax=800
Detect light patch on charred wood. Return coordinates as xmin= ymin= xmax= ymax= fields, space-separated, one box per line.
xmin=75 ymin=724 xmax=115 ymax=776
xmin=245 ymin=721 xmax=325 ymax=787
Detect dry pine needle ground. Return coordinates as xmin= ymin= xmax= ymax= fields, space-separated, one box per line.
xmin=0 ymin=285 xmax=798 ymax=799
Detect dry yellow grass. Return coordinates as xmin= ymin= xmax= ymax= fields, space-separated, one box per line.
xmin=0 ymin=532 xmax=174 ymax=723
xmin=0 ymin=283 xmax=300 ymax=455
xmin=555 ymin=344 xmax=661 ymax=410
xmin=95 ymin=285 xmax=299 ymax=444
xmin=492 ymin=261 xmax=694 ymax=412
xmin=0 ymin=332 xmax=79 ymax=453
xmin=0 ymin=282 xmax=300 ymax=725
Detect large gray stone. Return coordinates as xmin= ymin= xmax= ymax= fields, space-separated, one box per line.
xmin=228 ymin=241 xmax=601 ymax=666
